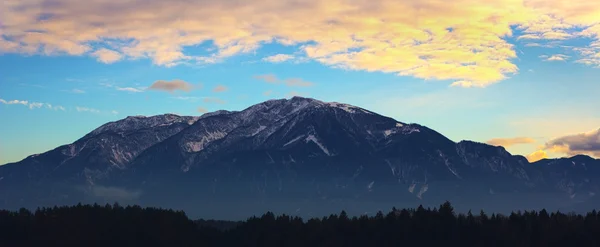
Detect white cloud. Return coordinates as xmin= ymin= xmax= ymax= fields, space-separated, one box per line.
xmin=0 ymin=98 xmax=66 ymax=111
xmin=75 ymin=106 xmax=101 ymax=113
xmin=173 ymin=96 xmax=201 ymax=102
xmin=0 ymin=99 xmax=28 ymax=106
xmin=116 ymin=87 xmax=146 ymax=93
xmin=540 ymin=54 xmax=569 ymax=62
xmin=28 ymin=102 xmax=43 ymax=109
xmin=262 ymin=54 xmax=295 ymax=63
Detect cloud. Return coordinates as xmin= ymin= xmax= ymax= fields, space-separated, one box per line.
xmin=526 ymin=150 xmax=549 ymax=162
xmin=100 ymin=82 xmax=146 ymax=93
xmin=66 ymin=78 xmax=84 ymax=83
xmin=197 ymin=107 xmax=208 ymax=113
xmin=284 ymin=78 xmax=314 ymax=87
xmin=263 ymin=54 xmax=295 ymax=63
xmin=540 ymin=54 xmax=569 ymax=62
xmin=28 ymin=102 xmax=43 ymax=109
xmin=0 ymin=98 xmax=114 ymax=114
xmin=111 ymin=110 xmax=119 ymax=115
xmin=71 ymin=89 xmax=86 ymax=94
xmin=173 ymin=96 xmax=201 ymax=102
xmin=487 ymin=137 xmax=536 ymax=147
xmin=254 ymin=74 xmax=314 ymax=87
xmin=2 ymin=0 xmax=600 ymax=87
xmin=76 ymin=106 xmax=101 ymax=113
xmin=263 ymin=90 xmax=273 ymax=96
xmin=254 ymin=74 xmax=280 ymax=84
xmin=212 ymin=85 xmax=228 ymax=93
xmin=203 ymin=97 xmax=226 ymax=104
xmin=116 ymin=87 xmax=145 ymax=93
xmin=148 ymin=79 xmax=196 ymax=93
xmin=543 ymin=128 xmax=600 ymax=157
xmin=91 ymin=48 xmax=123 ymax=64
xmin=0 ymin=99 xmax=28 ymax=106
xmin=0 ymin=98 xmax=66 ymax=111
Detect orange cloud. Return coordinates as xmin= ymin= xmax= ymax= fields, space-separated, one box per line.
xmin=526 ymin=150 xmax=549 ymax=162
xmin=197 ymin=107 xmax=208 ymax=114
xmin=487 ymin=137 xmax=536 ymax=147
xmin=1 ymin=0 xmax=600 ymax=86
xmin=148 ymin=80 xmax=196 ymax=93
xmin=212 ymin=85 xmax=228 ymax=93
xmin=91 ymin=49 xmax=123 ymax=64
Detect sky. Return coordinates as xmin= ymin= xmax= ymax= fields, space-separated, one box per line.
xmin=1 ymin=0 xmax=600 ymax=165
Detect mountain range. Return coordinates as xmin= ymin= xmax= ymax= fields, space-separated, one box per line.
xmin=1 ymin=97 xmax=599 ymax=220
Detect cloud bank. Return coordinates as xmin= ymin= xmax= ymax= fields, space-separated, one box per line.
xmin=2 ymin=0 xmax=600 ymax=87
xmin=487 ymin=137 xmax=536 ymax=147
xmin=544 ymin=128 xmax=600 ymax=158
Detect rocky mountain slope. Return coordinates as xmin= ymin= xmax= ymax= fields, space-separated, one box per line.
xmin=1 ymin=97 xmax=598 ymax=219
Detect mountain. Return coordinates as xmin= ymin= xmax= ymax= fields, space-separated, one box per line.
xmin=1 ymin=97 xmax=599 ymax=219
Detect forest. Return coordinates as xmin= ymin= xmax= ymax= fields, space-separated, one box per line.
xmin=1 ymin=202 xmax=600 ymax=247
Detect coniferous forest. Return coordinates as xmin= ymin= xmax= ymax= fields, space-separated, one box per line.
xmin=1 ymin=202 xmax=600 ymax=247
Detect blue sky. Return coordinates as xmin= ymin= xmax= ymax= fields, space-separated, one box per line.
xmin=1 ymin=0 xmax=600 ymax=164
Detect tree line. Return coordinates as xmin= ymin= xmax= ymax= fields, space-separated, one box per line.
xmin=1 ymin=202 xmax=600 ymax=247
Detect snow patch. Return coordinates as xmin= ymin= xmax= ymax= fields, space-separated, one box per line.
xmin=367 ymin=181 xmax=375 ymax=191
xmin=326 ymin=102 xmax=358 ymax=113
xmin=401 ymin=126 xmax=420 ymax=134
xmin=304 ymin=134 xmax=332 ymax=156
xmin=252 ymin=125 xmax=267 ymax=136
xmin=384 ymin=130 xmax=394 ymax=137
xmin=385 ymin=159 xmax=396 ymax=176
xmin=396 ymin=122 xmax=404 ymax=127
xmin=438 ymin=150 xmax=460 ymax=179
xmin=184 ymin=131 xmax=227 ymax=152
xmin=266 ymin=152 xmax=275 ymax=164
xmin=283 ymin=135 xmax=305 ymax=147
xmin=417 ymin=184 xmax=429 ymax=199
xmin=408 ymin=183 xmax=416 ymax=193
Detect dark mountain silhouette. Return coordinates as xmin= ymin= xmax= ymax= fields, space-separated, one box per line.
xmin=1 ymin=97 xmax=599 ymax=219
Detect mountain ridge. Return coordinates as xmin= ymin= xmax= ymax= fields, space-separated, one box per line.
xmin=1 ymin=96 xmax=599 ymax=219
